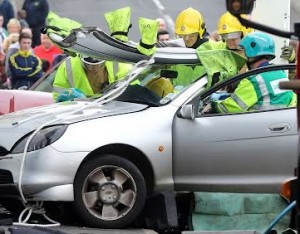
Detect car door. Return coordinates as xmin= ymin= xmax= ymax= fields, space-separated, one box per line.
xmin=172 ymin=65 xmax=298 ymax=193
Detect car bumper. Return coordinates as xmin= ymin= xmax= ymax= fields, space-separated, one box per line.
xmin=0 ymin=146 xmax=88 ymax=201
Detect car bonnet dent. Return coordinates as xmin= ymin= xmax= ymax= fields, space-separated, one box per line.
xmin=0 ymin=100 xmax=148 ymax=150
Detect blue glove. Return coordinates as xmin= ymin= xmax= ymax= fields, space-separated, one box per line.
xmin=56 ymin=88 xmax=86 ymax=103
xmin=210 ymin=91 xmax=230 ymax=102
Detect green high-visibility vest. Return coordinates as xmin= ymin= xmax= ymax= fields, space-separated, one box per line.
xmin=52 ymin=57 xmax=94 ymax=100
xmin=214 ymin=70 xmax=296 ymax=113
xmin=52 ymin=57 xmax=132 ymax=100
xmin=105 ymin=61 xmax=132 ymax=81
xmin=171 ymin=39 xmax=227 ymax=88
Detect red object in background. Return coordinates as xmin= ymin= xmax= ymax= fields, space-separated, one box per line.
xmin=0 ymin=89 xmax=54 ymax=115
xmin=34 ymin=45 xmax=63 ymax=70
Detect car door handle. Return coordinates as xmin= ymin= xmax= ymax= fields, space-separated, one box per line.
xmin=268 ymin=123 xmax=290 ymax=133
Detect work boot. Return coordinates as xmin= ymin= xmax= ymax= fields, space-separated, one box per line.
xmin=105 ymin=7 xmax=132 ymax=42
xmin=137 ymin=17 xmax=159 ymax=56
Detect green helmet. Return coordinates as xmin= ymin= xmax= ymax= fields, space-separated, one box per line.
xmin=239 ymin=32 xmax=275 ymax=59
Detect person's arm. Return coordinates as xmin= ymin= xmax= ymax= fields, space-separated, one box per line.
xmin=212 ymin=78 xmax=258 ymax=113
xmin=5 ymin=48 xmax=18 ymax=77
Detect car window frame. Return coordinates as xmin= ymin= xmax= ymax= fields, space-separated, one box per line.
xmin=29 ymin=57 xmax=68 ymax=92
xmin=185 ymin=63 xmax=297 ymax=118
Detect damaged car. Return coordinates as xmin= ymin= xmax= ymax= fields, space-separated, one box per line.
xmin=0 ymin=27 xmax=297 ymax=229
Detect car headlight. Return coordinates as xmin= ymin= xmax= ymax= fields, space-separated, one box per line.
xmin=11 ymin=125 xmax=68 ymax=154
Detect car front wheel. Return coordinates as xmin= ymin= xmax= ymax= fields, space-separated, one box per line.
xmin=73 ymin=155 xmax=146 ymax=228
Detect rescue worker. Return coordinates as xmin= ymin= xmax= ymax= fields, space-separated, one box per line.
xmin=217 ymin=11 xmax=253 ymax=53
xmin=175 ymin=8 xmax=224 ymax=50
xmin=53 ymin=55 xmax=110 ymax=101
xmin=104 ymin=7 xmax=133 ymax=80
xmin=172 ymin=7 xmax=225 ymax=88
xmin=211 ymin=32 xmax=296 ymax=113
xmin=217 ymin=11 xmax=253 ymax=91
xmin=53 ymin=7 xmax=134 ymax=102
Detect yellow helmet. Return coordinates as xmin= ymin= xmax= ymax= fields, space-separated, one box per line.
xmin=146 ymin=77 xmax=174 ymax=98
xmin=175 ymin=7 xmax=206 ymax=38
xmin=218 ymin=12 xmax=253 ymax=38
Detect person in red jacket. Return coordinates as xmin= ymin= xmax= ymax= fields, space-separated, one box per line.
xmin=34 ymin=33 xmax=63 ymax=70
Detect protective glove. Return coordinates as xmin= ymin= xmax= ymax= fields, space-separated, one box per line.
xmin=210 ymin=91 xmax=230 ymax=101
xmin=56 ymin=88 xmax=86 ymax=103
xmin=280 ymin=45 xmax=296 ymax=63
xmin=137 ymin=17 xmax=159 ymax=56
xmin=105 ymin=7 xmax=132 ymax=43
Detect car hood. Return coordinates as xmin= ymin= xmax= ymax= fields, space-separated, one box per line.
xmin=0 ymin=100 xmax=148 ymax=151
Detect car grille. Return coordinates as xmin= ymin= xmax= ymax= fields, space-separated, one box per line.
xmin=0 ymin=146 xmax=9 ymax=157
xmin=0 ymin=170 xmax=14 ymax=184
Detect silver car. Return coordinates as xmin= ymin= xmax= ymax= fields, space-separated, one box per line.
xmin=0 ymin=45 xmax=297 ymax=228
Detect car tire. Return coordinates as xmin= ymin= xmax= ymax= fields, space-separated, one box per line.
xmin=73 ymin=155 xmax=147 ymax=228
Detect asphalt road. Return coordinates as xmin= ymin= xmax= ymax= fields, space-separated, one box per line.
xmin=47 ymin=0 xmax=226 ymax=41
xmin=47 ymin=0 xmax=299 ymax=43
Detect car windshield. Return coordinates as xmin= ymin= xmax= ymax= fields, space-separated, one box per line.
xmin=96 ymin=63 xmax=204 ymax=106
xmin=29 ymin=58 xmax=205 ymax=107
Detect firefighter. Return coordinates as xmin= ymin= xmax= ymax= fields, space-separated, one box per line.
xmin=172 ymin=7 xmax=226 ymax=88
xmin=53 ymin=7 xmax=134 ymax=102
xmin=211 ymin=32 xmax=296 ymax=113
xmin=217 ymin=11 xmax=254 ymax=91
xmin=217 ymin=11 xmax=253 ymax=52
xmin=53 ymin=55 xmax=110 ymax=102
xmin=104 ymin=7 xmax=133 ymax=80
xmin=175 ymin=7 xmax=224 ymax=50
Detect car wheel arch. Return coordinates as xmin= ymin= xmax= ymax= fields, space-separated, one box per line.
xmin=75 ymin=143 xmax=155 ymax=194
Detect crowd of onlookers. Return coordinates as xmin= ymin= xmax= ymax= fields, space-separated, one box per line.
xmin=0 ymin=0 xmax=64 ymax=90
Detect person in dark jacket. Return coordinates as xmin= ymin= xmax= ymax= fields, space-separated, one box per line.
xmin=9 ymin=32 xmax=43 ymax=89
xmin=22 ymin=0 xmax=49 ymax=48
xmin=0 ymin=0 xmax=15 ymax=29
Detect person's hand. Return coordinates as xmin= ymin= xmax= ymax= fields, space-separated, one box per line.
xmin=56 ymin=88 xmax=86 ymax=103
xmin=201 ymin=103 xmax=212 ymax=114
xmin=210 ymin=92 xmax=230 ymax=102
xmin=280 ymin=45 xmax=296 ymax=63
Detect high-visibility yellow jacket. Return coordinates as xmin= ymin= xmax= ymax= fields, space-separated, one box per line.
xmin=52 ymin=56 xmax=132 ymax=100
xmin=171 ymin=39 xmax=226 ymax=88
xmin=213 ymin=69 xmax=296 ymax=113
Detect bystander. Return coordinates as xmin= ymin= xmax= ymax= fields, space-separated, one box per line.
xmin=157 ymin=30 xmax=170 ymax=42
xmin=22 ymin=0 xmax=49 ymax=48
xmin=34 ymin=33 xmax=63 ymax=70
xmin=8 ymin=32 xmax=43 ymax=89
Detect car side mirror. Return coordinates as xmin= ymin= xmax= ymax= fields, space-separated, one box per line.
xmin=226 ymin=0 xmax=255 ymax=15
xmin=179 ymin=104 xmax=195 ymax=120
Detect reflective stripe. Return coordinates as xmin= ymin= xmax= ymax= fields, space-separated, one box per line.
xmin=231 ymin=93 xmax=248 ymax=111
xmin=255 ymin=74 xmax=270 ymax=104
xmin=65 ymin=57 xmax=74 ymax=87
xmin=113 ymin=61 xmax=118 ymax=81
xmin=53 ymin=86 xmax=67 ymax=93
xmin=251 ymin=104 xmax=287 ymax=111
xmin=218 ymin=103 xmax=228 ymax=113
